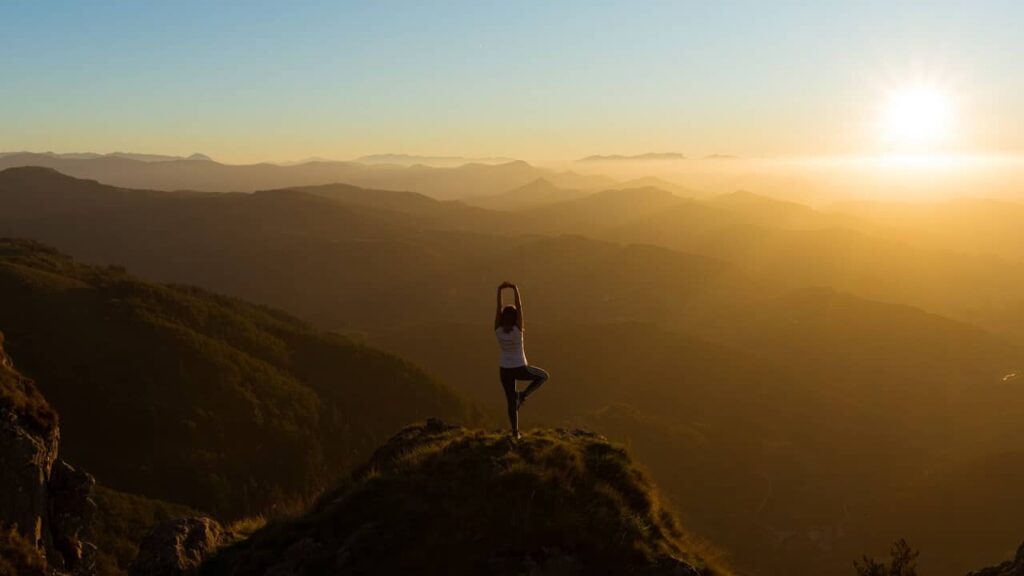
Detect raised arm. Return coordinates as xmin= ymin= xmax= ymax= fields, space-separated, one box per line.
xmin=512 ymin=284 xmax=524 ymax=330
xmin=495 ymin=283 xmax=505 ymax=329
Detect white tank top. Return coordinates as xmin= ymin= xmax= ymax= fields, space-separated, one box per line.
xmin=495 ymin=326 xmax=528 ymax=368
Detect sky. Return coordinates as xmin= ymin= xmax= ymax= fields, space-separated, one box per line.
xmin=2 ymin=1 xmax=1022 ymax=164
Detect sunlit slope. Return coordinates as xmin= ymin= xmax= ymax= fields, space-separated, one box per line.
xmin=526 ymin=188 xmax=1024 ymax=343
xmin=202 ymin=420 xmax=730 ymax=576
xmin=0 ymin=239 xmax=476 ymax=516
xmin=882 ymin=450 xmax=1024 ymax=575
xmin=835 ymin=198 xmax=1024 ymax=263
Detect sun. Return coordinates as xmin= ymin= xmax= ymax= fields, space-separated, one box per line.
xmin=878 ymin=85 xmax=955 ymax=151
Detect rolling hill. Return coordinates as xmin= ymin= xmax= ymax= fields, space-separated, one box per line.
xmin=0 ymin=239 xmax=477 ymax=516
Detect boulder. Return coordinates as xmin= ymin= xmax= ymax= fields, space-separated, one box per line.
xmin=129 ymin=517 xmax=230 ymax=576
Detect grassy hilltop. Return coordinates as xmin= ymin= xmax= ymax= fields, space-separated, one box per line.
xmin=205 ymin=419 xmax=730 ymax=576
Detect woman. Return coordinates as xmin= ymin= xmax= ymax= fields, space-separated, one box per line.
xmin=495 ymin=281 xmax=549 ymax=439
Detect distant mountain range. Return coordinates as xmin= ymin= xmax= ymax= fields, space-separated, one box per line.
xmin=0 ymin=153 xmax=614 ymax=198
xmin=576 ymin=153 xmax=741 ymax=162
xmin=578 ymin=152 xmax=685 ymax=162
xmin=462 ymin=177 xmax=592 ymax=210
xmin=354 ymin=153 xmax=518 ymax=166
xmin=0 ymin=151 xmax=211 ymax=162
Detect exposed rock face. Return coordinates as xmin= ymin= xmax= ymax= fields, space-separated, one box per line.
xmin=0 ymin=333 xmax=96 ymax=574
xmin=969 ymin=543 xmax=1024 ymax=576
xmin=129 ymin=517 xmax=231 ymax=576
xmin=0 ymin=406 xmax=59 ymax=555
xmin=49 ymin=460 xmax=97 ymax=571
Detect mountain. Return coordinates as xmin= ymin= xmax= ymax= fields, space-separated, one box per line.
xmin=587 ymin=192 xmax=1024 ymax=343
xmin=518 ymin=186 xmax=688 ymax=233
xmin=0 ymin=151 xmax=209 ymax=163
xmin=283 ymin=181 xmax=508 ymax=232
xmin=201 ymin=420 xmax=729 ymax=576
xmin=0 ymin=167 xmax=176 ymax=218
xmin=108 ymin=152 xmax=211 ymax=162
xmin=0 ymin=154 xmax=615 ymax=198
xmin=833 ymin=198 xmax=1024 ymax=263
xmin=383 ymin=161 xmax=615 ymax=200
xmin=618 ymin=176 xmax=700 ymax=196
xmin=0 ymin=239 xmax=477 ymax=516
xmin=708 ymin=190 xmax=859 ymax=230
xmin=579 ymin=152 xmax=686 ymax=162
xmin=354 ymin=153 xmax=517 ymax=166
xmin=462 ymin=178 xmax=592 ymax=210
xmin=0 ymin=168 xmax=750 ymax=333
xmin=3 ymin=167 xmax=1024 ymax=575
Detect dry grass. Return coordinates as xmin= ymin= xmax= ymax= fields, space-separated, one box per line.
xmin=204 ymin=421 xmax=733 ymax=576
xmin=0 ymin=332 xmax=57 ymax=437
xmin=0 ymin=525 xmax=47 ymax=576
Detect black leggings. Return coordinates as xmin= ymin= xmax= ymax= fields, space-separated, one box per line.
xmin=499 ymin=365 xmax=549 ymax=432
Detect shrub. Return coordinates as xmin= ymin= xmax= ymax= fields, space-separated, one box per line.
xmin=855 ymin=539 xmax=919 ymax=576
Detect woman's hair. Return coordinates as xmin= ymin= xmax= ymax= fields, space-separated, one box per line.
xmin=500 ymin=306 xmax=519 ymax=330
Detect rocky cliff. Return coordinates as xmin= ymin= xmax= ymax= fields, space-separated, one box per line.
xmin=0 ymin=331 xmax=96 ymax=574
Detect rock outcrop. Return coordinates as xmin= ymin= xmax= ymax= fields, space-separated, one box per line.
xmin=969 ymin=543 xmax=1024 ymax=576
xmin=202 ymin=420 xmax=725 ymax=576
xmin=129 ymin=517 xmax=231 ymax=576
xmin=0 ymin=332 xmax=95 ymax=574
xmin=0 ymin=397 xmax=59 ymax=556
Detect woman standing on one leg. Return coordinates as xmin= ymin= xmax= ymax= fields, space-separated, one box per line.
xmin=495 ymin=281 xmax=549 ymax=440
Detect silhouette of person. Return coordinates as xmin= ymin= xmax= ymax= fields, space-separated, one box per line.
xmin=494 ymin=281 xmax=549 ymax=440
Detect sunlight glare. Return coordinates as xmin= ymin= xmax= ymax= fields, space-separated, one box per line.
xmin=879 ymin=86 xmax=955 ymax=151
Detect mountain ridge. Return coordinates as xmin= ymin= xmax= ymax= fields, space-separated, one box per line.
xmin=0 ymin=155 xmax=615 ymax=198
xmin=579 ymin=152 xmax=686 ymax=162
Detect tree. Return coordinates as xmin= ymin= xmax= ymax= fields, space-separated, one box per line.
xmin=855 ymin=539 xmax=919 ymax=576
